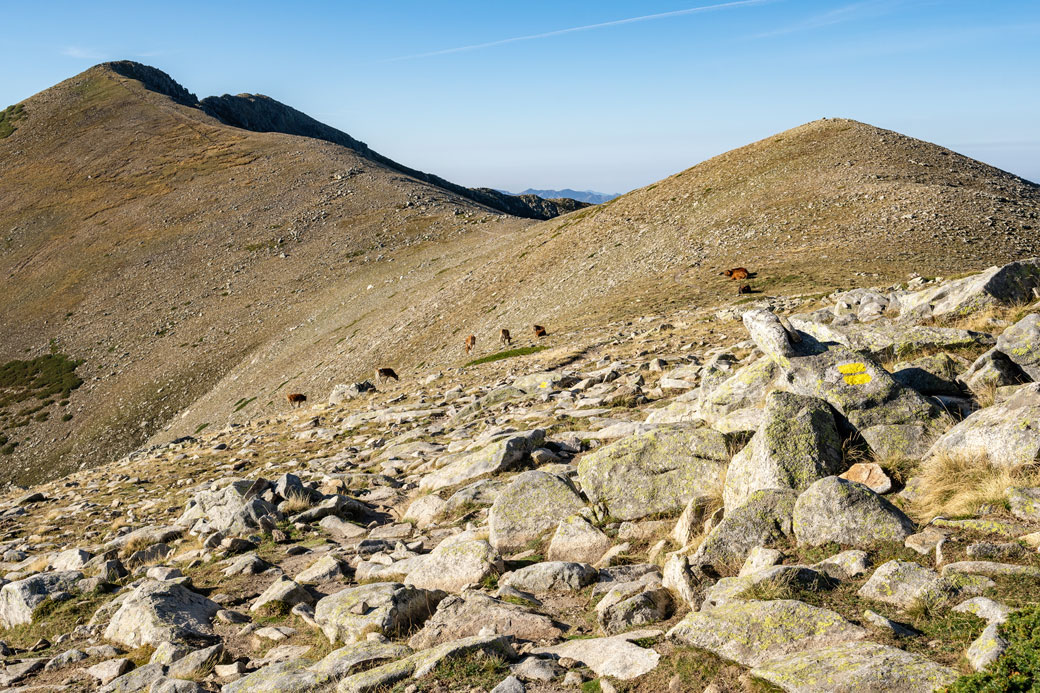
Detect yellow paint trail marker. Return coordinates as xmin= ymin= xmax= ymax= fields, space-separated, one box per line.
xmin=837 ymin=362 xmax=872 ymax=385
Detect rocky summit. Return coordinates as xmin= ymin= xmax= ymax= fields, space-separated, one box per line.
xmin=5 ymin=256 xmax=1040 ymax=691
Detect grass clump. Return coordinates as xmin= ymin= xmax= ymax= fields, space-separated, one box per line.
xmin=913 ymin=451 xmax=1040 ymax=521
xmin=0 ymin=353 xmax=84 ymax=408
xmin=465 ymin=345 xmax=549 ymax=367
xmin=393 ymin=650 xmax=509 ymax=692
xmin=0 ymin=103 xmax=25 ymax=139
xmin=945 ymin=604 xmax=1040 ymax=691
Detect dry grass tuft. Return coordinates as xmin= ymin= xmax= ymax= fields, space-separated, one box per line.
xmin=973 ymin=379 xmax=1000 ymax=409
xmin=281 ymin=491 xmax=316 ymax=514
xmin=913 ymin=451 xmax=1040 ymax=521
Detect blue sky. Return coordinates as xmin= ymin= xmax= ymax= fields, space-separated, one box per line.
xmin=2 ymin=1 xmax=1038 ymax=192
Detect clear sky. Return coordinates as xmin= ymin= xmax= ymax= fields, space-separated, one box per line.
xmin=2 ymin=1 xmax=1038 ymax=192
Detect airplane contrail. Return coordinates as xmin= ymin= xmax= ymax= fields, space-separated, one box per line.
xmin=383 ymin=0 xmax=775 ymax=62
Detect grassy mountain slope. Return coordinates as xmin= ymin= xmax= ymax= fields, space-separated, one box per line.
xmin=3 ymin=62 xmax=1040 ymax=486
xmin=0 ymin=62 xmax=532 ymax=484
xmin=164 ymin=119 xmax=1040 ymax=449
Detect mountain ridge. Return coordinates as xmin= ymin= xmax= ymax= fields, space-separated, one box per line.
xmin=2 ymin=63 xmax=1039 ymax=488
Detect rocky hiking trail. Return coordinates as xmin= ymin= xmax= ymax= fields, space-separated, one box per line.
xmin=6 ymin=260 xmax=1040 ymax=691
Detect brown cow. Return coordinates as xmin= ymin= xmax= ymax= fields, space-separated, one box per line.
xmin=465 ymin=334 xmax=476 ymax=354
xmin=533 ymin=324 xmax=547 ymax=338
xmin=720 ymin=267 xmax=750 ymax=280
xmin=375 ymin=367 xmax=399 ymax=384
xmin=500 ymin=328 xmax=512 ymax=347
xmin=737 ymin=283 xmax=752 ymax=295
xmin=286 ymin=393 xmax=307 ymax=408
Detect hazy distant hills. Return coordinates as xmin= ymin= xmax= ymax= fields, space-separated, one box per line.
xmin=502 ymin=188 xmax=621 ymax=204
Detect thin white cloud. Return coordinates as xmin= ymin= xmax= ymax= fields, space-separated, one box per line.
xmin=383 ymin=0 xmax=775 ymax=62
xmin=754 ymin=0 xmax=905 ymax=38
xmin=61 ymin=45 xmax=105 ymax=60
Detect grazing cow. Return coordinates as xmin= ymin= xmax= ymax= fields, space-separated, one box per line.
xmin=720 ymin=267 xmax=750 ymax=280
xmin=375 ymin=367 xmax=399 ymax=384
xmin=286 ymin=393 xmax=307 ymax=408
xmin=500 ymin=328 xmax=512 ymax=347
xmin=465 ymin=334 xmax=477 ymax=354
xmin=533 ymin=324 xmax=547 ymax=338
xmin=737 ymin=284 xmax=752 ymax=295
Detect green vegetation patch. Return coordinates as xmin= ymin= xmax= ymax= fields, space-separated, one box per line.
xmin=0 ymin=353 xmax=84 ymax=407
xmin=465 ymin=345 xmax=549 ymax=367
xmin=0 ymin=103 xmax=26 ymax=139
xmin=946 ymin=604 xmax=1040 ymax=692
xmin=391 ymin=650 xmax=509 ymax=692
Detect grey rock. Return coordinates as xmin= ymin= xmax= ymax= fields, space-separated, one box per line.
xmin=314 ymin=582 xmax=444 ymax=644
xmin=751 ymin=640 xmax=958 ymax=692
xmin=489 ymin=471 xmax=584 ymax=553
xmin=692 ymin=489 xmax=797 ymax=574
xmin=103 ymin=579 xmax=220 ymax=648
xmin=0 ymin=570 xmax=82 ymax=627
xmin=793 ymin=476 xmax=915 ymax=547
xmin=577 ymin=425 xmax=728 ymax=521
xmin=420 ymin=430 xmax=546 ymax=491
xmin=532 ymin=629 xmax=662 ymax=680
xmin=667 ymin=599 xmax=866 ymax=667
xmin=927 ymin=383 xmax=1040 ymax=466
xmin=500 ymin=562 xmax=597 ymax=593
xmin=405 ymin=535 xmax=503 ymax=593
xmin=723 ymin=391 xmax=843 ymax=511
xmin=409 ymin=592 xmax=563 ymax=648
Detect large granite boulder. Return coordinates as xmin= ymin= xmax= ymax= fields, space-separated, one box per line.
xmin=0 ymin=571 xmax=82 ymax=628
xmin=896 ymin=258 xmax=1040 ymax=319
xmin=577 ymin=426 xmax=728 ymax=521
xmin=751 ymin=640 xmax=958 ymax=692
xmin=405 ymin=535 xmax=503 ymax=593
xmin=313 ymin=582 xmax=444 ymax=644
xmin=692 ymin=489 xmax=797 ymax=574
xmin=103 ymin=580 xmax=220 ymax=648
xmin=723 ymin=391 xmax=843 ymax=512
xmin=667 ymin=599 xmax=867 ymax=667
xmin=743 ymin=309 xmax=953 ymax=458
xmin=793 ymin=477 xmax=915 ymax=547
xmin=420 ymin=430 xmax=545 ymax=492
xmin=488 ymin=471 xmax=585 ymax=553
xmin=926 ymin=383 xmax=1040 ymax=466
xmin=997 ymin=313 xmax=1040 ymax=380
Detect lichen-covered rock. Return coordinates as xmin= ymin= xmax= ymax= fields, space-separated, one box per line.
xmin=405 ymin=535 xmax=503 ymax=592
xmin=790 ymin=319 xmax=993 ymax=362
xmin=997 ymin=313 xmax=1040 ymax=380
xmin=313 ymin=582 xmax=444 ymax=644
xmin=103 ymin=579 xmax=220 ymax=648
xmin=409 ymin=593 xmax=563 ymax=648
xmin=667 ymin=599 xmax=867 ymax=667
xmin=420 ymin=430 xmax=546 ymax=492
xmin=857 ymin=560 xmax=991 ymax=609
xmin=926 ymin=383 xmax=1040 ymax=466
xmin=695 ymin=357 xmax=781 ymax=424
xmin=513 ymin=372 xmax=575 ymax=394
xmin=966 ymin=622 xmax=1007 ymax=671
xmin=743 ymin=309 xmax=800 ymax=368
xmin=793 ymin=477 xmax=915 ymax=547
xmin=0 ymin=570 xmax=82 ymax=628
xmin=959 ymin=347 xmax=1029 ymax=395
xmin=896 ymin=258 xmax=1040 ymax=320
xmin=546 ymin=514 xmax=612 ymax=565
xmin=488 ymin=471 xmax=585 ymax=553
xmin=723 ymin=392 xmax=842 ymax=511
xmin=577 ymin=425 xmax=728 ymax=521
xmin=892 ymin=352 xmax=967 ymax=396
xmin=499 ymin=562 xmax=597 ymax=594
xmin=1007 ymin=486 xmax=1040 ymax=521
xmin=222 ymin=640 xmax=412 ymax=692
xmin=701 ymin=565 xmax=830 ymax=609
xmin=745 ymin=311 xmax=953 ymax=459
xmin=178 ymin=480 xmax=280 ymax=536
xmin=531 ymin=630 xmax=662 ymax=680
xmin=692 ymin=489 xmax=797 ymax=574
xmin=750 ymin=640 xmax=958 ymax=692
xmin=403 ymin=494 xmax=446 ymax=529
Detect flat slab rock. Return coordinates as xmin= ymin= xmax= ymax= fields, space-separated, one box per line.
xmin=751 ymin=640 xmax=959 ymax=692
xmin=667 ymin=599 xmax=867 ymax=668
xmin=532 ymin=629 xmax=662 ymax=680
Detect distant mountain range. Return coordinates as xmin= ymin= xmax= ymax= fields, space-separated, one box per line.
xmin=503 ymin=188 xmax=621 ymax=204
